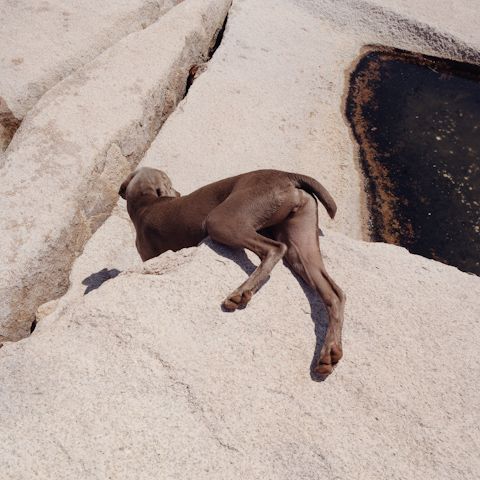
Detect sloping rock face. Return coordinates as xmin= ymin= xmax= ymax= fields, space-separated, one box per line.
xmin=0 ymin=0 xmax=181 ymax=146
xmin=61 ymin=0 xmax=480 ymax=307
xmin=1 ymin=0 xmax=480 ymax=478
xmin=0 ymin=0 xmax=231 ymax=341
xmin=364 ymin=0 xmax=480 ymax=48
xmin=1 ymin=234 xmax=479 ymax=479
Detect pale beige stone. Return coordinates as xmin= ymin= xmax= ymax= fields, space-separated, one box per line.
xmin=0 ymin=0 xmax=181 ymax=125
xmin=66 ymin=0 xmax=480 ymax=308
xmin=35 ymin=299 xmax=59 ymax=323
xmin=0 ymin=0 xmax=231 ymax=341
xmin=1 ymin=233 xmax=479 ymax=479
xmin=1 ymin=0 xmax=480 ymax=478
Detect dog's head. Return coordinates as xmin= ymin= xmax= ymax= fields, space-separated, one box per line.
xmin=119 ymin=167 xmax=180 ymax=200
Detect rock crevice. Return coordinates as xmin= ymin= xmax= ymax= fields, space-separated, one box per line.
xmin=0 ymin=0 xmax=232 ymax=342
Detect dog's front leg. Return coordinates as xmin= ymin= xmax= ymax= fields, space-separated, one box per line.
xmin=206 ymin=214 xmax=287 ymax=311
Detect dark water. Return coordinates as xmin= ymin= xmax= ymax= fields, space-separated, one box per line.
xmin=347 ymin=48 xmax=480 ymax=275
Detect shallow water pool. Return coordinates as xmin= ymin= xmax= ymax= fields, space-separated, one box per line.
xmin=347 ymin=48 xmax=480 ymax=275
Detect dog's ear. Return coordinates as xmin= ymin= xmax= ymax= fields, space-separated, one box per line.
xmin=155 ymin=171 xmax=180 ymax=198
xmin=119 ymin=171 xmax=136 ymax=199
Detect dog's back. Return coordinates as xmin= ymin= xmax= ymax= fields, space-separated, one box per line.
xmin=120 ymin=167 xmax=345 ymax=376
xmin=121 ymin=168 xmax=335 ymax=259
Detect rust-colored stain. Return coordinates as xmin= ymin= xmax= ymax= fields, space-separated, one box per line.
xmin=348 ymin=55 xmax=402 ymax=244
xmin=0 ymin=96 xmax=21 ymax=150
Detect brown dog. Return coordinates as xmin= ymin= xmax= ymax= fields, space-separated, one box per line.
xmin=119 ymin=167 xmax=345 ymax=375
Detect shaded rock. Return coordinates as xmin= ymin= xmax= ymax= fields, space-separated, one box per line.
xmin=0 ymin=97 xmax=21 ymax=151
xmin=0 ymin=0 xmax=231 ymax=341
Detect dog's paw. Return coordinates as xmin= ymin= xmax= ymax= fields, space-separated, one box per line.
xmin=222 ymin=289 xmax=253 ymax=311
xmin=314 ymin=342 xmax=343 ymax=376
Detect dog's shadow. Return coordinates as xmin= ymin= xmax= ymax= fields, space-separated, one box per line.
xmin=206 ymin=238 xmax=330 ymax=382
xmin=82 ymin=268 xmax=121 ymax=294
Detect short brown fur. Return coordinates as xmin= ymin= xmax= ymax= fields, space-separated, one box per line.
xmin=120 ymin=167 xmax=346 ymax=376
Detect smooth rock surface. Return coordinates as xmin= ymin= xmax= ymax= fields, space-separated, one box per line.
xmin=1 ymin=232 xmax=479 ymax=479
xmin=61 ymin=0 xmax=480 ymax=305
xmin=367 ymin=0 xmax=480 ymax=48
xmin=0 ymin=0 xmax=231 ymax=341
xmin=0 ymin=0 xmax=181 ymax=137
xmin=1 ymin=0 xmax=480 ymax=479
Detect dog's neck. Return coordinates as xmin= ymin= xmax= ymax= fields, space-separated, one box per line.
xmin=125 ymin=190 xmax=154 ymax=215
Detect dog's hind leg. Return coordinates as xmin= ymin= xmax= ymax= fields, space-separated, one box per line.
xmin=273 ymin=192 xmax=346 ymax=376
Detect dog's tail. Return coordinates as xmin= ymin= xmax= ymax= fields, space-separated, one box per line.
xmin=290 ymin=173 xmax=337 ymax=219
